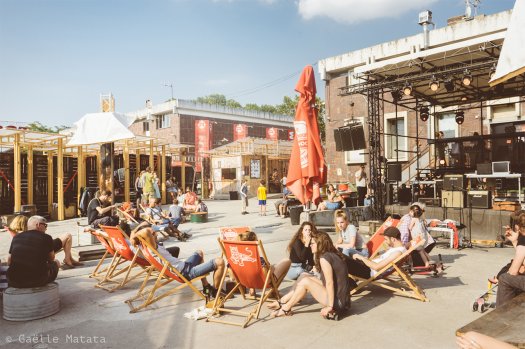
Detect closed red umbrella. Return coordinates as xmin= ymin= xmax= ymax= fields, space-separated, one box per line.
xmin=286 ymin=65 xmax=327 ymax=205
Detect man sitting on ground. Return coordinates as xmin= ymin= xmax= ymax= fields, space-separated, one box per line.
xmin=7 ymin=216 xmax=82 ymax=288
xmin=195 ymin=198 xmax=208 ymax=213
xmin=130 ymin=227 xmax=225 ymax=298
xmin=87 ymin=190 xmax=119 ymax=229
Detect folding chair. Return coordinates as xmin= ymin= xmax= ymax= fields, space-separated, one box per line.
xmin=366 ymin=217 xmax=400 ymax=259
xmin=125 ymin=236 xmax=208 ymax=313
xmin=349 ymin=238 xmax=428 ymax=302
xmin=95 ymin=225 xmax=153 ymax=292
xmin=206 ymin=239 xmax=283 ymax=328
xmin=85 ymin=228 xmax=125 ymax=280
xmin=219 ymin=226 xmax=251 ymax=241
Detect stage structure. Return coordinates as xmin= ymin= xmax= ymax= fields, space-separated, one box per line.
xmin=326 ymin=9 xmax=525 ymax=219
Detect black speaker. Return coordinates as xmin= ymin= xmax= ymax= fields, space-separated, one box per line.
xmin=333 ymin=128 xmax=343 ymax=152
xmin=387 ymin=163 xmax=402 ymax=181
xmin=443 ymin=174 xmax=465 ymax=191
xmin=350 ymin=124 xmax=366 ymax=150
xmin=339 ymin=126 xmax=354 ymax=151
xmin=467 ymin=190 xmax=492 ymax=209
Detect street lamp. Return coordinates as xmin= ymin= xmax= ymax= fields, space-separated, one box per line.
xmin=163 ymin=83 xmax=174 ymax=100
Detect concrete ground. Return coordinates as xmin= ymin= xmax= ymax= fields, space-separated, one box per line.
xmin=0 ymin=198 xmax=515 ymax=349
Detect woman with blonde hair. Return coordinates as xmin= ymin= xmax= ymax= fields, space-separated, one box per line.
xmin=334 ymin=209 xmax=368 ymax=257
xmin=8 ymin=215 xmax=29 ymax=237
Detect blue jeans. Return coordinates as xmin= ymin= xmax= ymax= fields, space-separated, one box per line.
xmin=286 ymin=263 xmax=311 ymax=280
xmin=341 ymin=247 xmax=369 ymax=258
xmin=181 ymin=252 xmax=216 ymax=280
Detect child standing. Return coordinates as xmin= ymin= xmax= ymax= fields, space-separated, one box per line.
xmin=257 ymin=180 xmax=267 ymax=216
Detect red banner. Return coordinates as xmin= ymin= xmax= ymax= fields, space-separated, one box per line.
xmin=266 ymin=127 xmax=278 ymax=140
xmin=288 ymin=129 xmax=294 ymax=141
xmin=195 ymin=120 xmax=210 ymax=172
xmin=233 ymin=124 xmax=248 ymax=141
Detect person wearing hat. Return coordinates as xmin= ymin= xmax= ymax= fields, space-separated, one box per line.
xmin=346 ymin=226 xmax=407 ymax=279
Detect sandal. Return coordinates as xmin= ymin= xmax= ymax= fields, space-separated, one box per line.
xmin=271 ymin=307 xmax=292 ymax=318
xmin=267 ymin=300 xmax=283 ymax=310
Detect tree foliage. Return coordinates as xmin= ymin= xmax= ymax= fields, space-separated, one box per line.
xmin=194 ymin=94 xmax=326 ymax=142
xmin=27 ymin=121 xmax=68 ymax=134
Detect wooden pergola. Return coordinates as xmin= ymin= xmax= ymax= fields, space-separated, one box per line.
xmin=0 ymin=128 xmax=192 ymax=220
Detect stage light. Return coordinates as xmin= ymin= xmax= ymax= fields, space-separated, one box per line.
xmin=403 ymin=83 xmax=413 ymax=96
xmin=444 ymin=78 xmax=455 ymax=92
xmin=455 ymin=110 xmax=465 ymax=124
xmin=429 ymin=75 xmax=439 ymax=91
xmin=420 ymin=106 xmax=430 ymax=122
xmin=390 ymin=89 xmax=402 ymax=102
xmin=462 ymin=69 xmax=472 ymax=86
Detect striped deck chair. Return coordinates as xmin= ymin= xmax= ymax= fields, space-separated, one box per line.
xmin=366 ymin=217 xmax=400 ymax=259
xmin=95 ymin=225 xmax=152 ymax=292
xmin=125 ymin=236 xmax=208 ymax=313
xmin=206 ymin=239 xmax=283 ymax=328
xmin=219 ymin=226 xmax=251 ymax=241
xmin=349 ymin=238 xmax=428 ymax=302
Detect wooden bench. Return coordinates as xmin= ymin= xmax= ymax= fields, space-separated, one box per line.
xmin=456 ymin=292 xmax=525 ymax=348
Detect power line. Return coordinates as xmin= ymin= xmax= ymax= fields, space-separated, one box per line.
xmin=226 ymin=62 xmax=319 ymax=100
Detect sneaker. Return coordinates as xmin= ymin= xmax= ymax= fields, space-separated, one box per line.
xmin=203 ymin=284 xmax=218 ymax=299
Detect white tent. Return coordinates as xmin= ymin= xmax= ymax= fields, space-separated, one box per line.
xmin=67 ymin=112 xmax=136 ymax=146
xmin=489 ymin=0 xmax=525 ymax=86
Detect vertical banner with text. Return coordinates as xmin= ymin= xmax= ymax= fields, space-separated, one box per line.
xmin=195 ymin=120 xmax=210 ymax=172
xmin=266 ymin=127 xmax=278 ymax=140
xmin=233 ymin=124 xmax=248 ymax=141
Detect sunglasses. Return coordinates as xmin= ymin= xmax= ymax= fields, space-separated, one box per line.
xmin=39 ymin=222 xmax=48 ymax=228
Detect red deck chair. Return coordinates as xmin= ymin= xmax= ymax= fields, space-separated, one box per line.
xmin=125 ymin=236 xmax=208 ymax=313
xmin=96 ymin=225 xmax=152 ymax=292
xmin=85 ymin=228 xmax=125 ymax=280
xmin=366 ymin=217 xmax=400 ymax=259
xmin=350 ymin=237 xmax=428 ymax=302
xmin=206 ymin=239 xmax=283 ymax=328
xmin=219 ymin=226 xmax=251 ymax=241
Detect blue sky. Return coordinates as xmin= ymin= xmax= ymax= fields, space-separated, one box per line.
xmin=0 ymin=0 xmax=514 ymax=127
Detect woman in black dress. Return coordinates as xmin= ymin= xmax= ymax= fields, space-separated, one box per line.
xmin=269 ymin=232 xmax=350 ymax=319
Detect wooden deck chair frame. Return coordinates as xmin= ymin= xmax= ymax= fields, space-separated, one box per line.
xmin=85 ymin=229 xmax=126 ymax=280
xmin=219 ymin=226 xmax=251 ymax=241
xmin=125 ymin=236 xmax=207 ymax=313
xmin=207 ymin=238 xmax=283 ymax=328
xmin=95 ymin=225 xmax=153 ymax=292
xmin=350 ymin=238 xmax=428 ymax=302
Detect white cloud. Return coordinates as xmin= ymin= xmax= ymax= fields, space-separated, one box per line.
xmin=297 ymin=0 xmax=438 ymax=24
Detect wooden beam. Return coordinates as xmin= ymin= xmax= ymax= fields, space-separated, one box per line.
xmin=27 ymin=145 xmax=34 ymax=205
xmin=161 ymin=145 xmax=166 ymax=204
xmin=77 ymin=146 xmax=84 ymax=216
xmin=124 ymin=140 xmax=130 ymax=203
xmin=57 ymin=138 xmax=64 ymax=221
xmin=47 ymin=152 xmax=53 ymax=216
xmin=97 ymin=150 xmax=102 ymax=190
xmin=181 ymin=149 xmax=186 ymax=191
xmin=135 ymin=149 xmax=141 ymax=177
xmin=13 ymin=133 xmax=21 ymax=213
